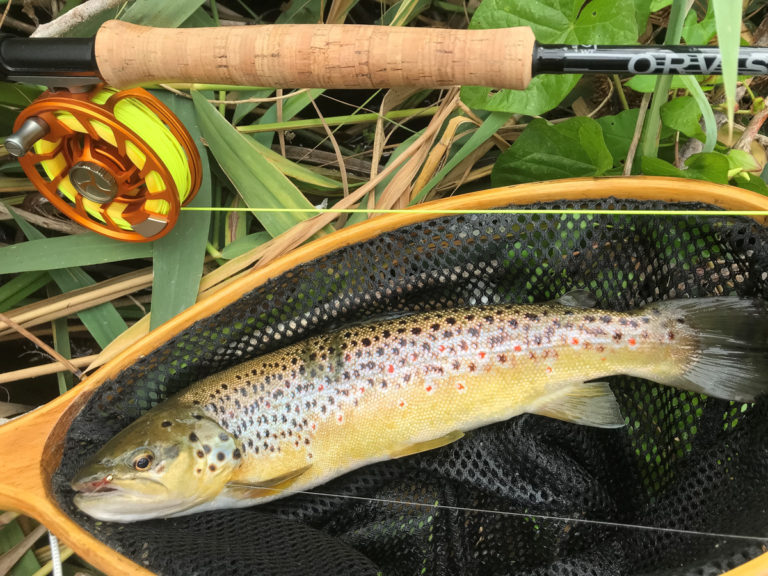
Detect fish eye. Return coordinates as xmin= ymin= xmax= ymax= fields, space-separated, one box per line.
xmin=132 ymin=452 xmax=154 ymax=471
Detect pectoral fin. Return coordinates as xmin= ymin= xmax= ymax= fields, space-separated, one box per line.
xmin=227 ymin=464 xmax=312 ymax=489
xmin=531 ymin=382 xmax=625 ymax=428
xmin=389 ymin=430 xmax=464 ymax=459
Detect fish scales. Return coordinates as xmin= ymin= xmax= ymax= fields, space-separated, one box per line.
xmin=175 ymin=303 xmax=687 ymax=491
xmin=72 ymin=297 xmax=768 ymax=522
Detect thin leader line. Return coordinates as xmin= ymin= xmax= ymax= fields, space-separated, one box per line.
xmin=181 ymin=207 xmax=768 ymax=216
xmin=259 ymin=485 xmax=768 ymax=543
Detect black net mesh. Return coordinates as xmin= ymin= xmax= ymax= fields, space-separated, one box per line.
xmin=53 ymin=198 xmax=768 ymax=576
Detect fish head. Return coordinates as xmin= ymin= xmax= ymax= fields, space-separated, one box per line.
xmin=71 ymin=403 xmax=238 ymax=522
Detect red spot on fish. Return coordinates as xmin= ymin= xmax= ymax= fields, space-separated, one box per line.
xmin=425 ymin=385 xmax=433 ymax=393
xmin=545 ymin=366 xmax=552 ymax=374
xmin=514 ymin=345 xmax=522 ymax=352
xmin=628 ymin=338 xmax=636 ymax=346
xmin=456 ymin=383 xmax=465 ymax=392
xmin=601 ymin=357 xmax=607 ymax=362
xmin=265 ymin=402 xmax=271 ymax=409
xmin=438 ymin=345 xmax=446 ymax=352
xmin=399 ymin=400 xmax=406 ymax=408
xmin=359 ymin=386 xmax=365 ymax=393
xmin=312 ymin=423 xmax=316 ymax=430
xmin=411 ymin=353 xmax=418 ymax=361
xmin=479 ymin=351 xmax=486 ymax=359
xmin=571 ymin=337 xmax=579 ymax=345
xmin=318 ymin=384 xmax=324 ymax=391
xmin=337 ymin=414 xmax=343 ymax=423
xmin=387 ymin=364 xmax=394 ymax=373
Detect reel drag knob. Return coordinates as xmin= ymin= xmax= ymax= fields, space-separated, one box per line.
xmin=10 ymin=86 xmax=202 ymax=242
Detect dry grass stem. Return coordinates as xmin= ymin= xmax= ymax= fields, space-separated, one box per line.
xmin=0 ymin=311 xmax=81 ymax=378
xmin=0 ymin=354 xmax=99 ymax=385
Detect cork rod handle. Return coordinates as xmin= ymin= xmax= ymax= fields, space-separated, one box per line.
xmin=94 ymin=21 xmax=536 ymax=90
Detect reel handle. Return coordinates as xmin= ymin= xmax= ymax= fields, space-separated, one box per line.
xmin=94 ymin=21 xmax=536 ymax=90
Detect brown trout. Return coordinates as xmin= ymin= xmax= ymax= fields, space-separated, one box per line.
xmin=72 ymin=296 xmax=768 ymax=522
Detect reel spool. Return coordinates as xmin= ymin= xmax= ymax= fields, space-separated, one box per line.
xmin=8 ymin=85 xmax=201 ymax=242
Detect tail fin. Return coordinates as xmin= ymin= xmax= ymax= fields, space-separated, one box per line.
xmin=653 ymin=297 xmax=768 ymax=402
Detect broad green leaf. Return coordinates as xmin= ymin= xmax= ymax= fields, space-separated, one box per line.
xmin=727 ymin=149 xmax=762 ymax=174
xmin=51 ymin=284 xmax=74 ymax=394
xmin=461 ymin=0 xmax=643 ymax=116
xmin=596 ymin=109 xmax=640 ymax=167
xmin=660 ymin=96 xmax=705 ymax=141
xmin=650 ymin=0 xmax=673 ymax=9
xmin=641 ymin=152 xmax=730 ymax=184
xmin=625 ymin=75 xmax=704 ymax=93
xmin=180 ymin=6 xmax=217 ymax=27
xmin=491 ymin=117 xmax=612 ymax=186
xmin=246 ymin=136 xmax=344 ymax=190
xmin=411 ymin=111 xmax=511 ymax=204
xmin=7 ymin=207 xmax=127 ymax=348
xmin=732 ymin=171 xmax=768 ymax=194
xmin=150 ymin=91 xmax=212 ymax=330
xmin=121 ymin=0 xmax=207 ymax=27
xmin=222 ymin=231 xmax=272 ymax=259
xmin=682 ymin=3 xmax=717 ymax=45
xmin=192 ymin=91 xmax=324 ymax=237
xmin=0 ymin=233 xmax=152 ymax=273
xmin=712 ymin=0 xmax=742 ymax=131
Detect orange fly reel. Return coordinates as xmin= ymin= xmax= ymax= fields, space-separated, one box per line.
xmin=11 ymin=85 xmax=201 ymax=242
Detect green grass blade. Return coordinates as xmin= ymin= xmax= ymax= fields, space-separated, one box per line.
xmin=221 ymin=231 xmax=271 ymax=259
xmin=0 ymin=271 xmax=49 ymax=312
xmin=712 ymin=0 xmax=742 ymax=133
xmin=192 ymin=91 xmax=329 ymax=238
xmin=245 ymin=136 xmax=343 ymax=190
xmin=639 ymin=0 xmax=694 ymax=159
xmin=150 ymin=92 xmax=212 ymax=330
xmin=50 ymin=285 xmax=74 ymax=394
xmin=7 ymin=207 xmax=127 ymax=348
xmin=121 ymin=0 xmax=207 ymax=27
xmin=680 ymin=75 xmax=717 ymax=153
xmin=0 ymin=233 xmax=152 ymax=274
xmin=410 ymin=111 xmax=511 ymax=205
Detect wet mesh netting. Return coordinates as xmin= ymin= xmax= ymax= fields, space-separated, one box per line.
xmin=53 ymin=198 xmax=768 ymax=576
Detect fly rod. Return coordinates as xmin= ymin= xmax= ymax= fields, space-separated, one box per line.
xmin=0 ymin=22 xmax=764 ymax=91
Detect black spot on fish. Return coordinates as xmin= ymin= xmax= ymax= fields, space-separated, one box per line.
xmin=499 ymin=354 xmax=507 ymax=363
xmin=677 ymin=318 xmax=685 ymax=324
xmin=509 ymin=318 xmax=518 ymax=328
xmin=584 ymin=315 xmax=596 ymax=323
xmin=196 ymin=450 xmax=204 ymax=458
xmin=524 ymin=313 xmax=539 ymax=321
xmin=483 ymin=315 xmax=494 ymax=323
xmin=466 ymin=314 xmax=475 ymax=321
xmin=192 ymin=400 xmax=201 ymax=406
xmin=411 ymin=327 xmax=422 ymax=335
xmin=209 ymin=464 xmax=216 ymax=472
xmin=431 ymin=323 xmax=441 ymax=331
xmin=193 ymin=414 xmax=203 ymax=420
xmin=447 ymin=317 xmax=456 ymax=325
xmin=613 ymin=331 xmax=623 ymax=341
xmin=196 ymin=468 xmax=201 ymax=474
xmin=233 ymin=449 xmax=242 ymax=459
xmin=221 ymin=384 xmax=228 ymax=390
xmin=189 ymin=433 xmax=198 ymax=442
xmin=161 ymin=421 xmax=172 ymax=427
xmin=600 ymin=315 xmax=612 ymax=323
xmin=219 ymin=433 xmax=229 ymax=442
xmin=203 ymin=444 xmax=211 ymax=454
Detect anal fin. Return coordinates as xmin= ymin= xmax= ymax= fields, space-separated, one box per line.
xmin=389 ymin=430 xmax=464 ymax=459
xmin=531 ymin=382 xmax=625 ymax=429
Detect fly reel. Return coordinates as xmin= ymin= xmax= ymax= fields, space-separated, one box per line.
xmin=8 ymin=85 xmax=201 ymax=242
